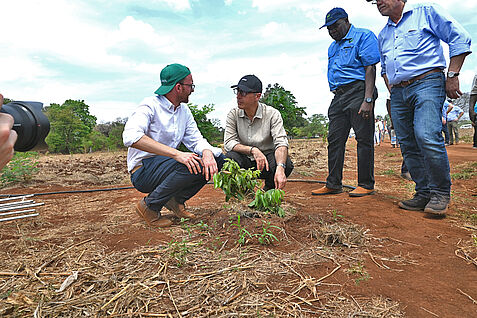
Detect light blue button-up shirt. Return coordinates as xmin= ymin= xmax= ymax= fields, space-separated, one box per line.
xmin=442 ymin=100 xmax=450 ymax=119
xmin=378 ymin=3 xmax=472 ymax=85
xmin=447 ymin=104 xmax=463 ymax=122
xmin=327 ymin=25 xmax=380 ymax=91
xmin=123 ymin=95 xmax=222 ymax=172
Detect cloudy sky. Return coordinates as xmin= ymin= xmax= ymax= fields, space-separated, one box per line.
xmin=1 ymin=0 xmax=476 ymax=126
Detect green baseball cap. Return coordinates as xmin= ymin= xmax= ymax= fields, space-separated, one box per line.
xmin=154 ymin=63 xmax=191 ymax=95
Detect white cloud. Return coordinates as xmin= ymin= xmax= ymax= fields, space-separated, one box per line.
xmin=224 ymin=0 xmax=233 ymax=6
xmin=151 ymin=0 xmax=191 ymax=11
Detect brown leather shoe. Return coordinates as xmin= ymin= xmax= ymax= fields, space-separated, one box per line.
xmin=311 ymin=186 xmax=343 ymax=196
xmin=136 ymin=198 xmax=173 ymax=227
xmin=165 ymin=197 xmax=196 ymax=219
xmin=349 ymin=186 xmax=375 ymax=197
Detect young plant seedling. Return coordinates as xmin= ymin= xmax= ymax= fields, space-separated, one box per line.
xmin=168 ymin=239 xmax=190 ymax=267
xmin=248 ymin=188 xmax=285 ymax=217
xmin=255 ymin=221 xmax=281 ymax=245
xmin=213 ymin=158 xmax=261 ymax=201
xmin=231 ymin=214 xmax=252 ymax=246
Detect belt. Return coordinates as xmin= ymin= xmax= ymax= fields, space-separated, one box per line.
xmin=393 ymin=68 xmax=443 ymax=88
xmin=333 ymin=80 xmax=362 ymax=95
xmin=130 ymin=165 xmax=142 ymax=175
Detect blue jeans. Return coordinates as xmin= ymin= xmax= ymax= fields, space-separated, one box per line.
xmin=131 ymin=154 xmax=225 ymax=213
xmin=390 ymin=72 xmax=451 ymax=197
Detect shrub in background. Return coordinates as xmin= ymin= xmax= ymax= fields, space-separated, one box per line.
xmin=0 ymin=152 xmax=39 ymax=186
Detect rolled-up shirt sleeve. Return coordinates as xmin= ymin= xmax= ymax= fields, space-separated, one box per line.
xmin=123 ymin=104 xmax=153 ymax=147
xmin=270 ymin=110 xmax=288 ymax=150
xmin=428 ymin=4 xmax=472 ymax=58
xmin=224 ymin=109 xmax=240 ymax=152
xmin=181 ymin=107 xmax=222 ymax=157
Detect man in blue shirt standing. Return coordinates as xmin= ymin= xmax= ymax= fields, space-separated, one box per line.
xmin=372 ymin=0 xmax=472 ymax=215
xmin=312 ymin=8 xmax=380 ymax=197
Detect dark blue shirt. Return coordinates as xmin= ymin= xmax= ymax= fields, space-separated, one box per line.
xmin=327 ymin=25 xmax=380 ymax=91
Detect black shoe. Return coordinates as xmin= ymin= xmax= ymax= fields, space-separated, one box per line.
xmin=424 ymin=194 xmax=450 ymax=215
xmin=398 ymin=195 xmax=430 ymax=211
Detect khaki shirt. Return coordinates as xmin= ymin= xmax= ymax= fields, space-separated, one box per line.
xmin=471 ymin=75 xmax=477 ymax=95
xmin=224 ymin=102 xmax=288 ymax=158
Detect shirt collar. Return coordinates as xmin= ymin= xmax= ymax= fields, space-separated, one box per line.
xmin=238 ymin=102 xmax=263 ymax=120
xmin=157 ymin=95 xmax=179 ymax=112
xmin=386 ymin=3 xmax=415 ymax=26
xmin=340 ymin=24 xmax=355 ymax=42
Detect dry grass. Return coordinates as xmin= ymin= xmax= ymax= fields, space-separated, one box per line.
xmin=0 ymin=236 xmax=404 ymax=317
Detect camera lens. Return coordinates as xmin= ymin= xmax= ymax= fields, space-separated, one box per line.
xmin=0 ymin=101 xmax=50 ymax=152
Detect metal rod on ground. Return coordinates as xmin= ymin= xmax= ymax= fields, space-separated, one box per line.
xmin=0 ymin=195 xmax=43 ymax=223
xmin=0 ymin=200 xmax=35 ymax=208
xmin=0 ymin=213 xmax=39 ymax=222
xmin=0 ymin=202 xmax=44 ymax=212
xmin=0 ymin=209 xmax=36 ymax=217
xmin=0 ymin=194 xmax=33 ymax=202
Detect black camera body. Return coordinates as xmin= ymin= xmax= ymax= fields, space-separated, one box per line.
xmin=0 ymin=101 xmax=50 ymax=152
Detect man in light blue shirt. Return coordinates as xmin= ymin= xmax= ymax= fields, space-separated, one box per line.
xmin=441 ymin=100 xmax=452 ymax=145
xmin=123 ymin=63 xmax=224 ymax=227
xmin=373 ymin=0 xmax=471 ymax=216
xmin=311 ymin=7 xmax=380 ymax=198
xmin=446 ymin=103 xmax=464 ymax=145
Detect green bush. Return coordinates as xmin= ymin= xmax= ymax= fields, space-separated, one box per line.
xmin=0 ymin=152 xmax=39 ymax=186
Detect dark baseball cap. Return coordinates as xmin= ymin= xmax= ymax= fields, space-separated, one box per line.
xmin=320 ymin=7 xmax=348 ymax=29
xmin=230 ymin=75 xmax=262 ymax=93
xmin=154 ymin=63 xmax=191 ymax=95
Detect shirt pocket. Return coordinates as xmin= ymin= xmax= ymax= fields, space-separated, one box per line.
xmin=403 ymin=30 xmax=421 ymax=50
xmin=338 ymin=44 xmax=358 ymax=66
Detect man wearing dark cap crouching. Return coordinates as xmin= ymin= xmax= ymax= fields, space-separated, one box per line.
xmin=123 ymin=63 xmax=225 ymax=227
xmin=224 ymin=75 xmax=293 ymax=191
xmin=311 ymin=7 xmax=379 ymax=197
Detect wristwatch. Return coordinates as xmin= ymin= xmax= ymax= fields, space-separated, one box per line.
xmin=447 ymin=71 xmax=460 ymax=78
xmin=277 ymin=163 xmax=286 ymax=169
xmin=365 ymin=97 xmax=373 ymax=103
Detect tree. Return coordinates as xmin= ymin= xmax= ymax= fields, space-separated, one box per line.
xmin=95 ymin=118 xmax=127 ymax=150
xmin=187 ymin=103 xmax=224 ymax=144
xmin=260 ymin=84 xmax=307 ymax=134
xmin=302 ymin=114 xmax=329 ymax=139
xmin=45 ymin=100 xmax=97 ymax=153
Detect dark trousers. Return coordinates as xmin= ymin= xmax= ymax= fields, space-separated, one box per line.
xmin=473 ymin=124 xmax=477 ymax=147
xmin=401 ymin=160 xmax=408 ymax=174
xmin=131 ymin=154 xmax=225 ymax=213
xmin=327 ymin=81 xmax=376 ymax=190
xmin=225 ymin=151 xmax=294 ymax=189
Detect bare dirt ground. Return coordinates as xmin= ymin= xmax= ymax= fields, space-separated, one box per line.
xmin=0 ymin=135 xmax=476 ymax=317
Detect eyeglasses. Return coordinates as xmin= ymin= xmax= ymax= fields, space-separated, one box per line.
xmin=179 ymin=82 xmax=195 ymax=90
xmin=233 ymin=88 xmax=256 ymax=97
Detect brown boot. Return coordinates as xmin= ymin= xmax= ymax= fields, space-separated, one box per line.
xmin=165 ymin=197 xmax=196 ymax=219
xmin=136 ymin=198 xmax=173 ymax=227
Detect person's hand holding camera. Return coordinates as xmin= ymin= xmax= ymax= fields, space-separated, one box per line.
xmin=0 ymin=94 xmax=17 ymax=169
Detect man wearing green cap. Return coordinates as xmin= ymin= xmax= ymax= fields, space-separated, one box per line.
xmin=123 ymin=63 xmax=224 ymax=227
